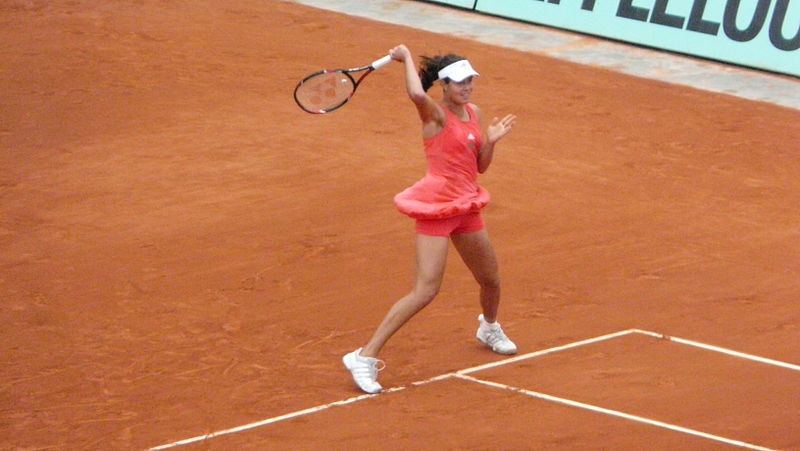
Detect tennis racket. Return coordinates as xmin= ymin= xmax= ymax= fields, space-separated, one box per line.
xmin=293 ymin=55 xmax=392 ymax=114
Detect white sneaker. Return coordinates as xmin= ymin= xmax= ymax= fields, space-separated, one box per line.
xmin=342 ymin=348 xmax=385 ymax=394
xmin=476 ymin=314 xmax=517 ymax=355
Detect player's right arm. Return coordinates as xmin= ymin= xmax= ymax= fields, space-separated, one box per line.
xmin=390 ymin=45 xmax=444 ymax=135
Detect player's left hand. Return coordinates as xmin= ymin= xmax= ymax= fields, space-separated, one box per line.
xmin=487 ymin=114 xmax=516 ymax=144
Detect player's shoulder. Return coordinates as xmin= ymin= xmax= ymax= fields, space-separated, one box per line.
xmin=468 ymin=103 xmax=483 ymax=120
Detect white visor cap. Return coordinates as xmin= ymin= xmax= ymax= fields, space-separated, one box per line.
xmin=437 ymin=59 xmax=479 ymax=82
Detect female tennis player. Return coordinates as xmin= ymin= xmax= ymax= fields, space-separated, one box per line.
xmin=343 ymin=44 xmax=517 ymax=394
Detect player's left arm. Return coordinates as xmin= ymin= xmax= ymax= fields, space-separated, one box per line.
xmin=474 ymin=104 xmax=516 ymax=174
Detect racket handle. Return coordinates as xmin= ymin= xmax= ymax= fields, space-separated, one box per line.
xmin=371 ymin=55 xmax=393 ymax=70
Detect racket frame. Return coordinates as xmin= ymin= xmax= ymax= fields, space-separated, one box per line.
xmin=294 ymin=55 xmax=392 ymax=114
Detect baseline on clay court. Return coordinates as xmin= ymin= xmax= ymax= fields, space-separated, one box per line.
xmin=149 ymin=329 xmax=798 ymax=449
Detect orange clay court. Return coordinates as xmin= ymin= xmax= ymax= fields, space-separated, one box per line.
xmin=2 ymin=1 xmax=799 ymax=450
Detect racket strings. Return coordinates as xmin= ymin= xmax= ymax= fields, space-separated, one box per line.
xmin=295 ymin=71 xmax=355 ymax=112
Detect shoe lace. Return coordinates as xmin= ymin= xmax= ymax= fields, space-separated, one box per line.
xmin=354 ymin=358 xmax=385 ymax=379
xmin=484 ymin=325 xmax=510 ymax=345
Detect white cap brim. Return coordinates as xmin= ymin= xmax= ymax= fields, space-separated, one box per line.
xmin=437 ymin=59 xmax=479 ymax=82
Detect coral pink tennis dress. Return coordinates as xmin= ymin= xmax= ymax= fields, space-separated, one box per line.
xmin=394 ymin=104 xmax=490 ymax=220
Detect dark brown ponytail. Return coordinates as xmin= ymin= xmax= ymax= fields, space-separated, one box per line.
xmin=418 ymin=53 xmax=467 ymax=92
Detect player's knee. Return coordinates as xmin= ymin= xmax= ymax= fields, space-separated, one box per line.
xmin=413 ymin=283 xmax=440 ymax=306
xmin=478 ymin=273 xmax=500 ymax=291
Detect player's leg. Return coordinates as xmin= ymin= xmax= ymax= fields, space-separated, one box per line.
xmin=361 ymin=234 xmax=449 ymax=357
xmin=451 ymin=229 xmax=517 ymax=355
xmin=451 ymin=229 xmax=500 ymax=320
xmin=343 ymin=234 xmax=449 ymax=393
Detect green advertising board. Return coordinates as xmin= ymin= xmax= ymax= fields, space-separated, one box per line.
xmin=420 ymin=0 xmax=799 ymax=77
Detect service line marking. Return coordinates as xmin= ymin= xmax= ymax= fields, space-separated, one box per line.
xmin=631 ymin=329 xmax=800 ymax=372
xmin=453 ymin=373 xmax=776 ymax=451
xmin=148 ymin=388 xmax=407 ymax=450
xmin=149 ymin=328 xmax=798 ymax=450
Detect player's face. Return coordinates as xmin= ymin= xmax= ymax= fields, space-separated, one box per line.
xmin=444 ymin=77 xmax=474 ymax=104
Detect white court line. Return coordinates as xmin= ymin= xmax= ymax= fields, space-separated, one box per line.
xmin=631 ymin=329 xmax=800 ymax=372
xmin=453 ymin=373 xmax=777 ymax=451
xmin=148 ymin=329 xmax=798 ymax=449
xmin=147 ymin=389 xmax=408 ymax=450
xmin=458 ymin=329 xmax=637 ymax=376
xmin=409 ymin=329 xmax=638 ymax=388
xmin=148 ymin=330 xmax=635 ymax=449
xmin=150 ymin=329 xmax=638 ymax=449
